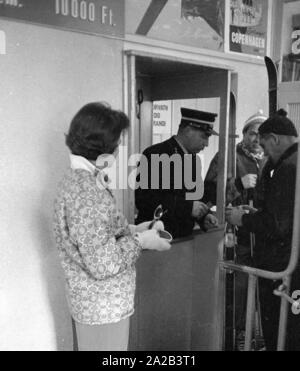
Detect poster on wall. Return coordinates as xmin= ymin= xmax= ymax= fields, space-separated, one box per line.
xmin=281 ymin=1 xmax=300 ymax=82
xmin=126 ymin=0 xmax=225 ymax=51
xmin=229 ymin=0 xmax=268 ymax=56
xmin=292 ymin=14 xmax=300 ymax=59
xmin=181 ymin=0 xmax=225 ymax=42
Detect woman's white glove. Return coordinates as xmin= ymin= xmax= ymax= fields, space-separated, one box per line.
xmin=129 ymin=221 xmax=165 ymax=234
xmin=137 ymin=230 xmax=171 ymax=251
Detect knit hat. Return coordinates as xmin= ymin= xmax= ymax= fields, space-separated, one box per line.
xmin=243 ymin=109 xmax=267 ymax=134
xmin=259 ymin=109 xmax=298 ymax=137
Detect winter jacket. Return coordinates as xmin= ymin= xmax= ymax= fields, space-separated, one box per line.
xmin=54 ymin=164 xmax=141 ymax=325
xmin=135 ymin=136 xmax=204 ymax=239
xmin=242 ymin=143 xmax=298 ymax=271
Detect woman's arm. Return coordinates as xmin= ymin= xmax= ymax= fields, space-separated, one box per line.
xmin=66 ymin=189 xmax=142 ymax=280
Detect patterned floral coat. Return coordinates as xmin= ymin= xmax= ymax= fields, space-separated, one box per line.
xmin=54 ymin=161 xmax=142 ymax=325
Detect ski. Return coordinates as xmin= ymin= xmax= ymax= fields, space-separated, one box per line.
xmin=264 ymin=56 xmax=278 ymax=116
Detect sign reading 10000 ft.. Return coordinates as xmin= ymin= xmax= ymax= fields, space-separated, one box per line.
xmin=0 ymin=0 xmax=124 ymax=38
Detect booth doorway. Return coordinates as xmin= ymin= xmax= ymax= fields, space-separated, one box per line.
xmin=124 ymin=51 xmax=234 ymax=226
xmin=124 ymin=51 xmax=236 ymax=351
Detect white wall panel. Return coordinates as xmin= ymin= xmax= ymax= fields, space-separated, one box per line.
xmin=0 ymin=20 xmax=123 ymax=350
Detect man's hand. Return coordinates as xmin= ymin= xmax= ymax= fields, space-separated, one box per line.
xmin=192 ymin=201 xmax=209 ymax=219
xmin=130 ymin=220 xmax=165 ymax=234
xmin=203 ymin=214 xmax=219 ymax=230
xmin=241 ymin=174 xmax=257 ymax=189
xmin=241 ymin=205 xmax=258 ymax=214
xmin=225 ymin=206 xmax=245 ymax=226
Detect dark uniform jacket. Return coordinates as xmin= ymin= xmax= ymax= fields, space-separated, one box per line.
xmin=135 ymin=136 xmax=203 ymax=239
xmin=242 ymin=143 xmax=298 ymax=272
xmin=203 ymin=143 xmax=266 ymax=248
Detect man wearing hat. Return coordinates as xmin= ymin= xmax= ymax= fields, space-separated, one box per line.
xmin=203 ymin=110 xmax=267 ymax=349
xmin=226 ymin=109 xmax=300 ymax=351
xmin=135 ymin=107 xmax=219 ymax=239
xmin=204 ymin=110 xmax=267 ymax=205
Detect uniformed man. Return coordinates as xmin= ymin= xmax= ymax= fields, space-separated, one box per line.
xmin=135 ymin=107 xmax=219 ymax=239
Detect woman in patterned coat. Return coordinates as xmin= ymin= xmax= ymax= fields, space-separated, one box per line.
xmin=54 ymin=102 xmax=170 ymax=351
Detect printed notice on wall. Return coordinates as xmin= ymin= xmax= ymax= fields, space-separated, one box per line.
xmin=229 ymin=0 xmax=268 ymax=56
xmin=153 ymin=101 xmax=172 ymax=135
xmin=0 ymin=0 xmax=124 ymax=38
xmin=0 ymin=30 xmax=5 ymax=54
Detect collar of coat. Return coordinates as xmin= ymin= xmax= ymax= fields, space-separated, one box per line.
xmin=173 ymin=136 xmax=188 ymax=154
xmin=237 ymin=141 xmax=264 ymax=162
xmin=273 ymin=142 xmax=298 ymax=170
xmin=69 ymin=154 xmax=111 ymax=190
xmin=169 ymin=136 xmax=187 ymax=155
xmin=263 ymin=142 xmax=298 ymax=176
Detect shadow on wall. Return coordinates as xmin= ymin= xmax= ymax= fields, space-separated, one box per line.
xmin=35 ymin=122 xmax=73 ymax=351
xmin=36 ymin=210 xmax=73 ymax=351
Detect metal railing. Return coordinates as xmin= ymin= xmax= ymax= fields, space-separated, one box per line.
xmin=219 ymin=144 xmax=300 ymax=351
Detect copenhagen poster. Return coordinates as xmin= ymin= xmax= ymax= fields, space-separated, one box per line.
xmin=229 ymin=0 xmax=268 ymax=56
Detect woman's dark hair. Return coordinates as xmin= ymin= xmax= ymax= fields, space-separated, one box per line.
xmin=65 ymin=102 xmax=129 ymax=160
